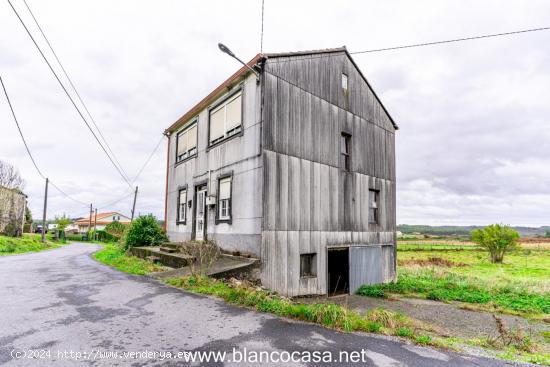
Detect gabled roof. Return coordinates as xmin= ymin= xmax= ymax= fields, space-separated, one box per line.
xmin=165 ymin=46 xmax=398 ymax=134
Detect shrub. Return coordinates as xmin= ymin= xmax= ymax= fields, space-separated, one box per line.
xmin=180 ymin=240 xmax=221 ymax=276
xmin=105 ymin=221 xmax=127 ymax=240
xmin=122 ymin=215 xmax=167 ymax=250
xmin=96 ymin=230 xmax=117 ymax=243
xmin=471 ymin=224 xmax=519 ymax=263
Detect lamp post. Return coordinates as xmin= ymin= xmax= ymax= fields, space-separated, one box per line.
xmin=218 ymin=43 xmax=259 ymax=82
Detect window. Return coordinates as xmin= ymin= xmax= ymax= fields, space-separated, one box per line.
xmin=368 ymin=189 xmax=379 ymax=224
xmin=340 ymin=133 xmax=351 ymax=171
xmin=209 ymin=91 xmax=242 ymax=145
xmin=218 ymin=177 xmax=232 ymax=221
xmin=300 ymin=254 xmax=317 ymax=277
xmin=177 ymin=188 xmax=187 ymax=223
xmin=342 ymin=73 xmax=349 ymax=107
xmin=341 ymin=73 xmax=348 ymax=93
xmin=176 ymin=122 xmax=197 ymax=163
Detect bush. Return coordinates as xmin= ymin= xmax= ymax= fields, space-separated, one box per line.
xmin=122 ymin=215 xmax=167 ymax=250
xmin=471 ymin=224 xmax=519 ymax=263
xmin=180 ymin=240 xmax=221 ymax=276
xmin=96 ymin=230 xmax=117 ymax=243
xmin=66 ymin=234 xmax=83 ymax=242
xmin=105 ymin=221 xmax=127 ymax=240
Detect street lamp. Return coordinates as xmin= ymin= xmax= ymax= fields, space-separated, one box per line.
xmin=218 ymin=43 xmax=260 ymax=82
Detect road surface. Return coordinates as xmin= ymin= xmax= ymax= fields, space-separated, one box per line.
xmin=0 ymin=243 xmax=511 ymax=366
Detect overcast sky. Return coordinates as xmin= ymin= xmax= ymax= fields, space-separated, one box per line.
xmin=1 ymin=0 xmax=549 ymax=226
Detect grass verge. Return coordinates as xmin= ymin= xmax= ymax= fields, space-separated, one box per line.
xmin=357 ymin=270 xmax=550 ymax=316
xmin=165 ymin=275 xmax=436 ymax=342
xmin=93 ymin=243 xmax=165 ymax=275
xmin=0 ymin=234 xmax=65 ymax=256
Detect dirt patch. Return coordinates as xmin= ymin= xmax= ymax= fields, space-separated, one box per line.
xmin=398 ymin=257 xmax=467 ymax=267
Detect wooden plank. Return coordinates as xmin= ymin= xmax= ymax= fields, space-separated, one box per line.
xmin=262 ymin=73 xmax=277 ymax=151
xmin=320 ymin=164 xmax=330 ymax=230
xmin=276 ymin=153 xmax=289 ymax=230
xmin=287 ymin=231 xmax=300 ymax=296
xmin=300 ymin=159 xmax=311 ymax=231
xmin=288 ymin=85 xmax=301 ymax=157
xmin=288 ymin=156 xmax=300 ymax=231
xmin=275 ymin=78 xmax=290 ymax=154
xmin=311 ymin=162 xmax=321 ymax=231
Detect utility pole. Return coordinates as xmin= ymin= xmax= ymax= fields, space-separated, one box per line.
xmin=131 ymin=186 xmax=138 ymax=221
xmin=88 ymin=203 xmax=93 ymax=237
xmin=93 ymin=208 xmax=98 ymax=240
xmin=41 ymin=178 xmax=48 ymax=243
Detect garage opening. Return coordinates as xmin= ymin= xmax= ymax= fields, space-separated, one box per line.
xmin=327 ymin=247 xmax=349 ymax=296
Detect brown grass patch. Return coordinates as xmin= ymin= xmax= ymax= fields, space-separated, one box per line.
xmin=398 ymin=257 xmax=467 ymax=268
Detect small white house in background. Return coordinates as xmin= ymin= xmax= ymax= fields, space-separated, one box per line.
xmin=74 ymin=211 xmax=131 ymax=233
xmin=47 ymin=223 xmax=58 ymax=231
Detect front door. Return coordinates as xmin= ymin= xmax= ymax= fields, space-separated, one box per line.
xmin=195 ymin=186 xmax=207 ymax=241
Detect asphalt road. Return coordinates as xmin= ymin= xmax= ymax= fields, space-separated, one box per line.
xmin=0 ymin=243 xmax=513 ymax=366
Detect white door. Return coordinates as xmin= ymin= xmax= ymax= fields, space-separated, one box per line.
xmin=195 ymin=187 xmax=207 ymax=241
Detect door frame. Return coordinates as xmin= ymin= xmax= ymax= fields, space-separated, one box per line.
xmin=326 ymin=246 xmax=350 ymax=296
xmin=192 ymin=183 xmax=207 ymax=241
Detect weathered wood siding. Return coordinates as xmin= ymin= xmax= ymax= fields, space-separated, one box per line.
xmin=261 ymin=52 xmax=397 ymax=296
xmin=166 ymin=74 xmax=263 ymax=256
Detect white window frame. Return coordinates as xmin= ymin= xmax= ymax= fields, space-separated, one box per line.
xmin=217 ymin=176 xmax=232 ymax=222
xmin=208 ymin=90 xmax=243 ymax=146
xmin=177 ymin=188 xmax=187 ymax=224
xmin=176 ymin=121 xmax=198 ymax=163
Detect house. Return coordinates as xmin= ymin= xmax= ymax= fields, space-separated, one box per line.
xmin=74 ymin=211 xmax=130 ymax=233
xmin=0 ymin=185 xmax=27 ymax=236
xmin=164 ymin=47 xmax=397 ymax=296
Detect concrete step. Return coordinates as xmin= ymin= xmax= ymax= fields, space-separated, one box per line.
xmin=159 ymin=246 xmax=177 ymax=253
xmin=146 ymin=255 xmax=160 ymax=263
xmin=161 ymin=242 xmax=181 ymax=250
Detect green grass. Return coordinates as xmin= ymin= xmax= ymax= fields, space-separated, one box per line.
xmin=93 ymin=243 xmax=165 ymax=275
xmin=0 ymin=234 xmax=65 ymax=256
xmin=358 ymin=246 xmax=550 ymax=317
xmin=165 ymin=275 xmax=431 ymax=340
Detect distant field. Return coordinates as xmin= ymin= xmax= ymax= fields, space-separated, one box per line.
xmin=358 ymin=239 xmax=550 ymax=318
xmin=398 ymin=238 xmax=550 ymax=250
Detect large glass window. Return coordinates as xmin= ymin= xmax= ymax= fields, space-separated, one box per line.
xmin=209 ymin=92 xmax=242 ymax=145
xmin=218 ymin=177 xmax=232 ymax=221
xmin=176 ymin=122 xmax=197 ymax=163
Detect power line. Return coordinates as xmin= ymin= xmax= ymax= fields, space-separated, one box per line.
xmin=1 ymin=76 xmax=45 ymax=180
xmin=21 ymin=0 xmax=132 ymax=184
xmin=350 ymin=26 xmax=550 ymax=54
xmin=131 ymin=135 xmax=165 ymax=184
xmin=7 ymin=0 xmax=133 ymax=190
xmin=264 ymin=25 xmax=550 ymax=65
xmin=1 ymin=75 xmax=89 ymax=207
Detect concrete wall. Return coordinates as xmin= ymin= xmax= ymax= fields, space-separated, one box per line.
xmin=166 ymin=73 xmax=263 ymax=257
xmin=260 ymin=52 xmax=397 ymax=296
xmin=0 ymin=186 xmax=26 ymax=236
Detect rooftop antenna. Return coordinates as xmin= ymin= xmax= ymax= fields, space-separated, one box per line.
xmin=218 ymin=43 xmax=260 ymax=82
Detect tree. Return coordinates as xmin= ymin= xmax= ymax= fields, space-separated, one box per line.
xmin=0 ymin=160 xmax=25 ymax=190
xmin=471 ymin=224 xmax=520 ymax=263
xmin=55 ymin=215 xmax=72 ymax=232
xmin=122 ymin=214 xmax=167 ymax=250
xmin=25 ymin=206 xmax=32 ymax=223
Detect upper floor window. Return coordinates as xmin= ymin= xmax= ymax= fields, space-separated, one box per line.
xmin=176 ymin=122 xmax=197 ymax=163
xmin=209 ymin=91 xmax=242 ymax=146
xmin=218 ymin=176 xmax=232 ymax=221
xmin=342 ymin=73 xmax=348 ymax=93
xmin=340 ymin=133 xmax=351 ymax=171
xmin=368 ymin=189 xmax=379 ymax=224
xmin=177 ymin=188 xmax=187 ymax=224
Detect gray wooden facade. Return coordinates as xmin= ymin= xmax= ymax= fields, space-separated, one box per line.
xmin=165 ymin=48 xmax=397 ymax=296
